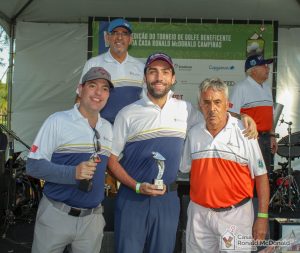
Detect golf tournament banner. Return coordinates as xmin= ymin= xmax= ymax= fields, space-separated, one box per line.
xmin=89 ymin=19 xmax=277 ymax=106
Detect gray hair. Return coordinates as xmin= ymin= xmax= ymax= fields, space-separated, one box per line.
xmin=198 ymin=77 xmax=228 ymax=102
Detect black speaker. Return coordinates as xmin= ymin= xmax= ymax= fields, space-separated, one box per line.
xmin=0 ymin=151 xmax=8 ymax=210
xmin=274 ymin=218 xmax=300 ymax=240
xmin=0 ymin=150 xmax=5 ymax=175
xmin=103 ymin=196 xmax=115 ymax=232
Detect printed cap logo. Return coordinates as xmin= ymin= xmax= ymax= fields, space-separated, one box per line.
xmin=250 ymin=59 xmax=257 ymax=67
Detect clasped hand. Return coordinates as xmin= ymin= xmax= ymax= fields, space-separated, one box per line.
xmin=139 ymin=182 xmax=166 ymax=196
xmin=75 ymin=161 xmax=97 ymax=180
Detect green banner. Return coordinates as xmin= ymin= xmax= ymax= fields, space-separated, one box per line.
xmin=129 ymin=23 xmax=274 ymax=59
xmin=92 ymin=21 xmax=275 ymax=60
xmin=89 ymin=19 xmax=277 ymax=105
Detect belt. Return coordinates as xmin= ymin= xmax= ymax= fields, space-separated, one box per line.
xmin=167 ymin=182 xmax=178 ymax=192
xmin=210 ymin=197 xmax=250 ymax=212
xmin=46 ymin=197 xmax=103 ymax=217
xmin=258 ymin=131 xmax=270 ymax=136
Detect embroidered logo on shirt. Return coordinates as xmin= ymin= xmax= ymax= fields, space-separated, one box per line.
xmin=174 ymin=118 xmax=185 ymax=123
xmin=258 ymin=159 xmax=264 ymax=168
xmin=129 ymin=71 xmax=141 ymax=77
xmin=30 ymin=145 xmax=38 ymax=153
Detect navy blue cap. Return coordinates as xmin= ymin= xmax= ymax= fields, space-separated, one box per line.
xmin=144 ymin=52 xmax=174 ymax=74
xmin=245 ymin=54 xmax=273 ymax=72
xmin=107 ymin=18 xmax=132 ymax=33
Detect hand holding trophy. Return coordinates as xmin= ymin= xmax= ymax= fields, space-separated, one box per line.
xmin=152 ymin=151 xmax=166 ymax=190
xmin=78 ymin=153 xmax=101 ymax=192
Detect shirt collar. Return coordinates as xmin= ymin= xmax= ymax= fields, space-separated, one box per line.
xmin=72 ymin=103 xmax=102 ymax=127
xmin=224 ymin=113 xmax=238 ymax=129
xmin=141 ymin=88 xmax=174 ymax=107
xmin=247 ymin=75 xmax=265 ymax=87
xmin=104 ymin=50 xmax=134 ymax=63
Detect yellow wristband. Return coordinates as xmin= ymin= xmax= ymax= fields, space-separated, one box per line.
xmin=257 ymin=212 xmax=268 ymax=218
xmin=135 ymin=182 xmax=141 ymax=194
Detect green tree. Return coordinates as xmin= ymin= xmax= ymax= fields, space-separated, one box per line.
xmin=0 ymin=26 xmax=9 ymax=68
xmin=0 ymin=26 xmax=8 ymax=125
xmin=0 ymin=81 xmax=7 ymax=124
xmin=0 ymin=81 xmax=7 ymax=110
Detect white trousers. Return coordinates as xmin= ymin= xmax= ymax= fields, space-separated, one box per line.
xmin=186 ymin=200 xmax=254 ymax=253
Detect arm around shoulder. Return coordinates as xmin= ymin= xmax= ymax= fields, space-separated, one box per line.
xmin=107 ymin=154 xmax=137 ymax=191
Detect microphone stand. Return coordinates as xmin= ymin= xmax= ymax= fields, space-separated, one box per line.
xmin=0 ymin=124 xmax=30 ymax=150
xmin=280 ymin=119 xmax=297 ymax=210
xmin=0 ymin=124 xmax=30 ymax=238
xmin=286 ymin=120 xmax=293 ymax=208
xmin=269 ymin=118 xmax=300 ymax=212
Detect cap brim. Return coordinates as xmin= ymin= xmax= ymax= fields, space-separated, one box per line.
xmin=92 ymin=78 xmax=114 ymax=89
xmin=109 ymin=25 xmax=132 ymax=34
xmin=119 ymin=26 xmax=132 ymax=33
xmin=255 ymin=58 xmax=273 ymax=67
xmin=80 ymin=78 xmax=114 ymax=89
xmin=246 ymin=58 xmax=274 ymax=71
xmin=263 ymin=58 xmax=273 ymax=64
xmin=146 ymin=57 xmax=174 ymax=70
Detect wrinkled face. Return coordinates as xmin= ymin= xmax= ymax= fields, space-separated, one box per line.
xmin=252 ymin=64 xmax=270 ymax=83
xmin=199 ymin=87 xmax=229 ymax=131
xmin=144 ymin=60 xmax=175 ymax=99
xmin=106 ymin=27 xmax=132 ymax=56
xmin=78 ymin=79 xmax=110 ymax=115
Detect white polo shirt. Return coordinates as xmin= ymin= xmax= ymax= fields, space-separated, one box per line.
xmin=229 ymin=76 xmax=273 ymax=132
xmin=112 ymin=90 xmax=201 ymax=185
xmin=180 ymin=114 xmax=267 ymax=209
xmin=28 ymin=104 xmax=113 ymax=208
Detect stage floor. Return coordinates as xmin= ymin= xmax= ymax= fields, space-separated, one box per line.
xmin=1 ymin=203 xmax=300 ymax=253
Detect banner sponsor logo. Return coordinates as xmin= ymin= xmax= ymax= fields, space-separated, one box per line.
xmin=209 ymin=65 xmax=235 ymax=71
xmin=224 ymin=81 xmax=236 ymax=87
xmin=174 ymin=64 xmax=193 ymax=71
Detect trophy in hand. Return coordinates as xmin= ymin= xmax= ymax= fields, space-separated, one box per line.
xmin=78 ymin=153 xmax=101 ymax=192
xmin=152 ymin=152 xmax=166 ymax=190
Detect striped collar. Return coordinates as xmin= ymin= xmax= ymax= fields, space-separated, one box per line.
xmin=72 ymin=103 xmax=103 ymax=128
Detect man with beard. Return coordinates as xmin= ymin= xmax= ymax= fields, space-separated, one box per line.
xmin=108 ymin=53 xmax=258 ymax=253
